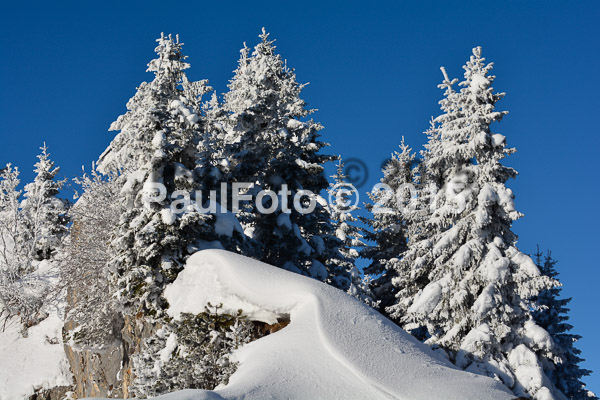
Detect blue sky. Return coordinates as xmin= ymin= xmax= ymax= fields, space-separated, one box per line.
xmin=1 ymin=0 xmax=598 ymax=392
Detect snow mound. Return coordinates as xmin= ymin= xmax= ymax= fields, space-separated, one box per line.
xmin=158 ymin=249 xmax=513 ymax=400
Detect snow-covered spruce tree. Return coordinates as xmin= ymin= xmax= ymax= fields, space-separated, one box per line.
xmin=133 ymin=303 xmax=255 ymax=398
xmin=360 ymin=138 xmax=416 ymax=309
xmin=220 ymin=29 xmax=351 ymax=289
xmin=0 ymin=151 xmax=67 ymax=327
xmin=57 ymin=168 xmax=123 ymax=348
xmin=383 ymin=76 xmax=467 ymax=321
xmin=195 ymin=91 xmax=260 ymax=257
xmin=98 ymin=33 xmax=218 ymax=314
xmin=21 ymin=144 xmax=68 ymax=262
xmin=532 ymin=249 xmax=597 ymax=400
xmin=328 ymin=157 xmax=364 ymax=263
xmin=386 ymin=47 xmax=560 ymax=400
xmin=195 ymin=92 xmax=226 ymax=193
xmin=327 ymin=157 xmax=374 ymax=304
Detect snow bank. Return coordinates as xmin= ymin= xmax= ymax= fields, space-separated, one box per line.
xmin=158 ymin=249 xmax=513 ymax=400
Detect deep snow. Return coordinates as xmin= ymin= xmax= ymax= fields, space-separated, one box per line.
xmin=154 ymin=249 xmax=513 ymax=400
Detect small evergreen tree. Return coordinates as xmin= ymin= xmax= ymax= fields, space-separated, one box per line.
xmin=533 ymin=248 xmax=597 ymax=400
xmin=0 ymin=148 xmax=67 ymax=327
xmin=327 ymin=157 xmax=372 ymax=300
xmin=360 ymin=138 xmax=415 ymax=309
xmin=21 ymin=144 xmax=68 ymax=262
xmin=328 ymin=157 xmax=364 ymax=262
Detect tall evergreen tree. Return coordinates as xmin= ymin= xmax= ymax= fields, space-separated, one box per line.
xmin=196 ymin=92 xmax=227 ymax=193
xmin=384 ymin=73 xmax=469 ymax=321
xmin=98 ymin=33 xmax=217 ymax=314
xmin=195 ymin=91 xmax=259 ymax=257
xmin=533 ymin=248 xmax=597 ymax=400
xmin=220 ymin=29 xmax=350 ymax=288
xmin=361 ymin=138 xmax=415 ymax=309
xmin=386 ymin=47 xmax=560 ymax=400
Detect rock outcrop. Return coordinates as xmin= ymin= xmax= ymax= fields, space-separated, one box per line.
xmin=62 ymin=277 xmax=158 ymax=400
xmin=28 ymin=386 xmax=72 ymax=400
xmin=63 ymin=313 xmax=157 ymax=399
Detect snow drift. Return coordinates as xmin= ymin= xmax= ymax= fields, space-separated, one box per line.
xmin=153 ymin=249 xmax=513 ymax=400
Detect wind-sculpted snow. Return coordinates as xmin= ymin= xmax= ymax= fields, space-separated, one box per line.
xmin=155 ymin=249 xmax=514 ymax=400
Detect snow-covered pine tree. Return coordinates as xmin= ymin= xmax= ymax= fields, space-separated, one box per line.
xmin=196 ymin=92 xmax=227 ymax=193
xmin=0 ymin=151 xmax=67 ymax=327
xmin=326 ymin=157 xmax=373 ymax=301
xmin=97 ymin=33 xmax=216 ymax=314
xmin=21 ymin=144 xmax=68 ymax=262
xmin=384 ymin=73 xmax=466 ymax=322
xmin=195 ymin=91 xmax=259 ymax=257
xmin=220 ymin=29 xmax=350 ymax=288
xmin=328 ymin=157 xmax=364 ymax=263
xmin=386 ymin=47 xmax=560 ymax=400
xmin=532 ymin=248 xmax=597 ymax=400
xmin=361 ymin=138 xmax=416 ymax=309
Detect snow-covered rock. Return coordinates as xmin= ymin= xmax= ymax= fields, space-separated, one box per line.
xmin=156 ymin=249 xmax=513 ymax=400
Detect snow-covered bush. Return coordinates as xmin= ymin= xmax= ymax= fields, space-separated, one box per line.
xmin=58 ymin=168 xmax=123 ymax=348
xmin=133 ymin=303 xmax=255 ymax=398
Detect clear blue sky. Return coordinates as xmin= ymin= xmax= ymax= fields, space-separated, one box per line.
xmin=1 ymin=0 xmax=598 ymax=392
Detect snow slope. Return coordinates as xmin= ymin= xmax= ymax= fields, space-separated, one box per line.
xmin=153 ymin=249 xmax=514 ymax=400
xmin=0 ymin=309 xmax=72 ymax=400
xmin=0 ymin=261 xmax=72 ymax=400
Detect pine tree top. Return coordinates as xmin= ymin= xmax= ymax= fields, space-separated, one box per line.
xmin=32 ymin=143 xmax=59 ymax=185
xmin=147 ymin=33 xmax=190 ymax=82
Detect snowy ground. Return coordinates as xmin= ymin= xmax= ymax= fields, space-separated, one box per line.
xmin=0 ymin=262 xmax=72 ymax=400
xmin=136 ymin=249 xmax=514 ymax=400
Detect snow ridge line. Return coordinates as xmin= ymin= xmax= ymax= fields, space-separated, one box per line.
xmin=309 ymin=294 xmax=400 ymax=400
